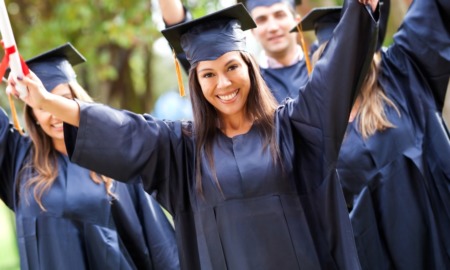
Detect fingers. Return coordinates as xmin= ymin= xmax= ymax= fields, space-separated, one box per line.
xmin=5 ymin=84 xmax=20 ymax=99
xmin=358 ymin=0 xmax=379 ymax=12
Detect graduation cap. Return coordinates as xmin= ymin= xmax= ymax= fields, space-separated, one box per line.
xmin=6 ymin=42 xmax=86 ymax=92
xmin=291 ymin=7 xmax=342 ymax=46
xmin=239 ymin=0 xmax=296 ymax=12
xmin=161 ymin=3 xmax=256 ymax=95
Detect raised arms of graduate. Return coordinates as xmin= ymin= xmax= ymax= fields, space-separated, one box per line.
xmin=394 ymin=0 xmax=450 ymax=106
xmin=7 ymin=72 xmax=81 ymax=127
xmin=281 ymin=1 xmax=379 ymax=166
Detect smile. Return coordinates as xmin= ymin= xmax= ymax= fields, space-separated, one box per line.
xmin=52 ymin=123 xmax=63 ymax=128
xmin=217 ymin=89 xmax=239 ymax=101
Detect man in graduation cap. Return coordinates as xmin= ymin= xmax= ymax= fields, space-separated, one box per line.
xmin=240 ymin=0 xmax=310 ymax=103
xmin=158 ymin=0 xmax=309 ymax=104
xmin=2 ymin=43 xmax=179 ymax=270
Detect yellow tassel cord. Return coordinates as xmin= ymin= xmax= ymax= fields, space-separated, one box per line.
xmin=296 ymin=24 xmax=312 ymax=75
xmin=173 ymin=50 xmax=185 ymax=97
xmin=7 ymin=93 xmax=24 ymax=135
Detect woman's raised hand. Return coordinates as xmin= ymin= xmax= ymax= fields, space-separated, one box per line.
xmin=6 ymin=71 xmax=51 ymax=110
xmin=359 ymin=0 xmax=379 ymax=12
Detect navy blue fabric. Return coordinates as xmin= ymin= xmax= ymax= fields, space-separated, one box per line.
xmin=260 ymin=60 xmax=309 ymax=103
xmin=245 ymin=0 xmax=294 ymax=12
xmin=337 ymin=0 xmax=450 ymax=268
xmin=180 ymin=19 xmax=247 ymax=66
xmin=64 ymin=1 xmax=378 ymax=269
xmin=0 ymin=109 xmax=179 ymax=270
xmin=29 ymin=58 xmax=77 ymax=92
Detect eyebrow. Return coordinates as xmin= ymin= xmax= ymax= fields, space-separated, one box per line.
xmin=197 ymin=58 xmax=239 ymax=73
xmin=61 ymin=93 xmax=73 ymax=98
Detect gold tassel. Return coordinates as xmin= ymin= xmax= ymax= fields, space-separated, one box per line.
xmin=173 ymin=50 xmax=185 ymax=97
xmin=296 ymin=24 xmax=312 ymax=75
xmin=7 ymin=93 xmax=24 ymax=135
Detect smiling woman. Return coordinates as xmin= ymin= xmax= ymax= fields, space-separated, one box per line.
xmin=196 ymin=51 xmax=253 ymax=137
xmin=1 ymin=43 xmax=179 ymax=270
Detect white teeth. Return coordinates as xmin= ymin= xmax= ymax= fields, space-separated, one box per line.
xmin=218 ymin=90 xmax=238 ymax=101
xmin=52 ymin=123 xmax=63 ymax=128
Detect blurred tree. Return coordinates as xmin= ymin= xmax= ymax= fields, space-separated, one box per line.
xmin=2 ymin=0 xmax=158 ymax=113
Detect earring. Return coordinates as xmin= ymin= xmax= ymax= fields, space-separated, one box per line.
xmin=36 ymin=121 xmax=40 ymax=126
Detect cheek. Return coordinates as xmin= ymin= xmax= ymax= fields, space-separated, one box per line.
xmin=254 ymin=27 xmax=266 ymax=37
xmin=199 ymin=80 xmax=214 ymax=97
xmin=33 ymin=110 xmax=51 ymax=124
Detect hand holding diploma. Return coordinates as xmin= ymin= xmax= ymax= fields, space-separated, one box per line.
xmin=0 ymin=0 xmax=29 ymax=98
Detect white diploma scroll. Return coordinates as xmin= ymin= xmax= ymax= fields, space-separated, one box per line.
xmin=0 ymin=0 xmax=28 ymax=98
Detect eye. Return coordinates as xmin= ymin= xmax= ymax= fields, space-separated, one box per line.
xmin=201 ymin=72 xmax=214 ymax=79
xmin=254 ymin=16 xmax=267 ymax=24
xmin=228 ymin=64 xmax=239 ymax=71
xmin=274 ymin=11 xmax=288 ymax=19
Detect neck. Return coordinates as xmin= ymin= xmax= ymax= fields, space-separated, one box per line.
xmin=218 ymin=114 xmax=253 ymax=138
xmin=53 ymin=139 xmax=68 ymax=156
xmin=266 ymin=45 xmax=301 ymax=67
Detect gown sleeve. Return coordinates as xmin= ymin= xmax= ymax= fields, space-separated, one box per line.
xmin=111 ymin=182 xmax=179 ymax=270
xmin=64 ymin=102 xmax=194 ymax=214
xmin=0 ymin=108 xmax=30 ymax=209
xmin=393 ymin=0 xmax=450 ymax=107
xmin=279 ymin=1 xmax=379 ymax=170
xmin=272 ymin=2 xmax=378 ymax=268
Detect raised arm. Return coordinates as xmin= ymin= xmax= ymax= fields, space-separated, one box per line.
xmin=285 ymin=0 xmax=379 ymax=163
xmin=158 ymin=0 xmax=192 ymax=73
xmin=7 ymin=72 xmax=80 ymax=127
xmin=393 ymin=0 xmax=450 ymax=106
xmin=159 ymin=0 xmax=186 ymax=26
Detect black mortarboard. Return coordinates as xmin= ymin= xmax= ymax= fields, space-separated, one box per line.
xmin=6 ymin=43 xmax=86 ymax=92
xmin=292 ymin=0 xmax=390 ymax=51
xmin=241 ymin=0 xmax=295 ymax=12
xmin=161 ymin=4 xmax=256 ymax=66
xmin=161 ymin=4 xmax=256 ymax=96
xmin=292 ymin=7 xmax=342 ymax=46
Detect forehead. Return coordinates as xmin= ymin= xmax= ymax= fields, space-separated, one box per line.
xmin=50 ymin=83 xmax=72 ymax=95
xmin=250 ymin=3 xmax=293 ymax=19
xmin=196 ymin=51 xmax=244 ymax=70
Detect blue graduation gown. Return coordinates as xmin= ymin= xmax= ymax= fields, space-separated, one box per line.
xmin=260 ymin=61 xmax=309 ymax=104
xmin=336 ymin=0 xmax=450 ymax=269
xmin=0 ymin=109 xmax=179 ymax=270
xmin=64 ymin=2 xmax=378 ymax=269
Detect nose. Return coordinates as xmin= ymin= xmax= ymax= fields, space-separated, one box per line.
xmin=50 ymin=114 xmax=60 ymax=121
xmin=266 ymin=16 xmax=280 ymax=32
xmin=216 ymin=73 xmax=231 ymax=89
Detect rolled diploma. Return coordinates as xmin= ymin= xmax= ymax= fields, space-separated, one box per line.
xmin=0 ymin=0 xmax=27 ymax=98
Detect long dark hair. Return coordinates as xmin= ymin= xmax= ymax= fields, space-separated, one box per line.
xmin=21 ymin=81 xmax=115 ymax=210
xmin=188 ymin=51 xmax=281 ymax=195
